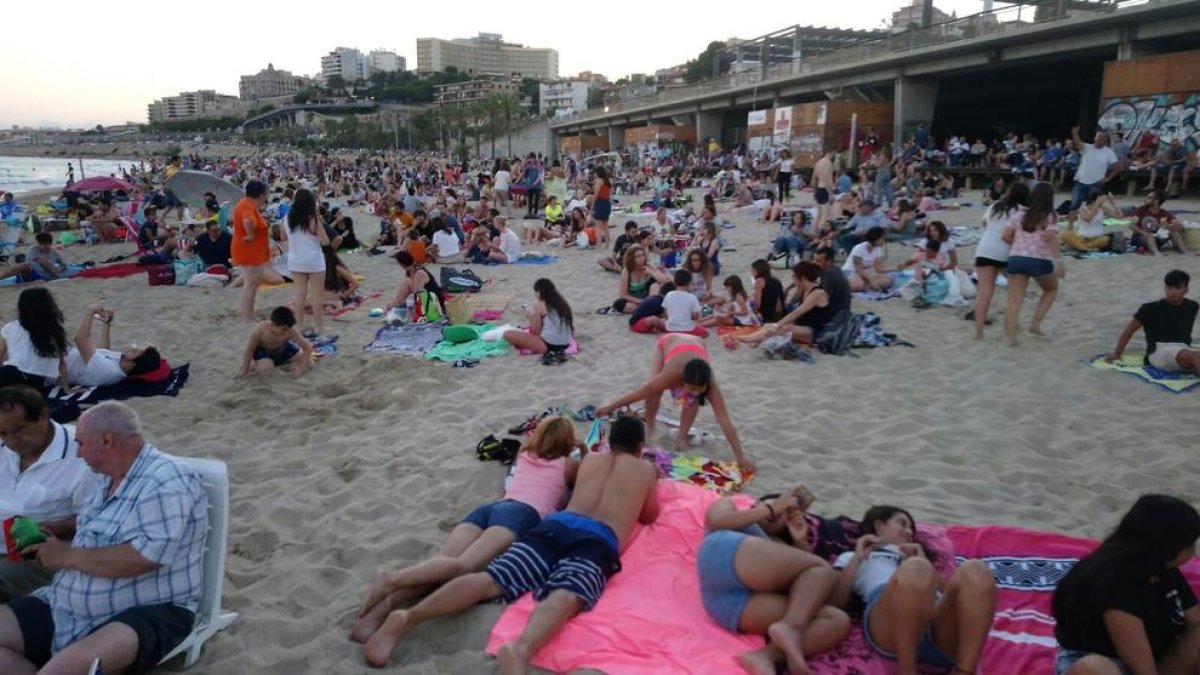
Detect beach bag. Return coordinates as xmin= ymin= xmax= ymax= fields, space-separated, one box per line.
xmin=575 ymin=231 xmax=590 ymax=249
xmin=1108 ymin=230 xmax=1128 ymax=253
xmin=440 ymin=267 xmax=483 ymax=293
xmin=146 ymin=264 xmax=175 ymax=286
xmin=476 ymin=434 xmax=521 ymax=464
xmin=412 ymin=290 xmax=445 ymax=323
xmin=953 ymin=269 xmax=977 ymax=300
xmin=173 ymin=258 xmax=201 ymax=286
xmin=815 ymin=310 xmax=863 ymax=356
xmin=922 ymin=271 xmax=950 ymax=305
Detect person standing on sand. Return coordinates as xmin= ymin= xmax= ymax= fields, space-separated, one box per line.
xmin=813 ymin=150 xmax=834 ymax=232
xmin=1002 ymin=182 xmax=1062 ymax=346
xmin=594 ymin=334 xmax=754 ymax=475
xmin=231 ymin=180 xmax=271 ymax=322
xmin=363 ymin=417 xmax=660 ymax=674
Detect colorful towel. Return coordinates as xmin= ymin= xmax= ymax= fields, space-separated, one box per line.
xmin=646 ymin=449 xmax=746 ymax=493
xmin=486 ymin=482 xmax=761 ymax=674
xmin=312 ymin=335 xmax=340 ymax=358
xmin=515 ymin=253 xmax=559 ymax=265
xmin=363 ymin=323 xmax=445 ymax=356
xmin=1086 ymin=353 xmax=1200 ymax=394
xmin=471 ymin=309 xmax=505 ymax=322
xmin=72 ymin=262 xmax=144 ymax=279
xmin=424 ymin=323 xmax=512 ymax=362
xmin=45 ymin=364 xmax=191 ymax=403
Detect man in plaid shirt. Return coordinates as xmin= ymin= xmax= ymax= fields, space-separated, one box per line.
xmin=0 ymin=402 xmax=207 ymax=674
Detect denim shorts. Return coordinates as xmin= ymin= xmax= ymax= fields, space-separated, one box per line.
xmin=1055 ymin=648 xmax=1131 ymax=675
xmin=1005 ymin=255 xmax=1054 ymax=278
xmin=1071 ymin=181 xmax=1100 ymax=211
xmin=862 ymin=585 xmax=955 ymax=669
xmin=697 ymin=530 xmax=753 ymax=632
xmin=461 ymin=499 xmax=541 ymax=538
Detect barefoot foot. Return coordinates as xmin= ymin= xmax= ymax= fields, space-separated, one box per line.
xmin=497 ymin=643 xmax=530 ymax=675
xmin=363 ymin=610 xmax=415 ymax=668
xmin=768 ymin=621 xmax=810 ymax=675
xmin=736 ymin=648 xmax=777 ymax=675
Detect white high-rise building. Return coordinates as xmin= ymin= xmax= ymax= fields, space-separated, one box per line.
xmin=147 ymin=90 xmax=240 ymax=123
xmin=369 ymin=50 xmax=406 ymax=74
xmin=416 ymin=33 xmax=558 ymax=80
xmin=539 ymin=81 xmax=589 ymax=116
xmin=239 ymin=63 xmax=307 ymax=100
xmin=320 ymin=47 xmax=371 ymax=84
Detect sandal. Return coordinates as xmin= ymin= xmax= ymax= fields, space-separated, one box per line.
xmin=452 ymin=359 xmax=480 ymax=368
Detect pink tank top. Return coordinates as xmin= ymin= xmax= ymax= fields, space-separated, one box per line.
xmin=505 ymin=453 xmax=568 ymax=518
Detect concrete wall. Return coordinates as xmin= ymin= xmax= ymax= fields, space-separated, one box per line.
xmin=894 ymin=78 xmax=939 ymax=146
xmin=489 ymin=119 xmax=555 ymax=159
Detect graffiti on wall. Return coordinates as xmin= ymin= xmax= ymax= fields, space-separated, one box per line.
xmin=1097 ymin=93 xmax=1200 ymax=152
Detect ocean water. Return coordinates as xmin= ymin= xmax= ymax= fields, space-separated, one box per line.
xmin=0 ymin=156 xmax=134 ymax=196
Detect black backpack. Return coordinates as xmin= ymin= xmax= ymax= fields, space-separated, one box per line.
xmin=816 ymin=310 xmax=864 ymax=356
xmin=476 ymin=435 xmax=521 ymax=464
xmin=440 ymin=267 xmax=484 ymax=293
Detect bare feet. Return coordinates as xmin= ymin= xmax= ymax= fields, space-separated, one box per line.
xmin=363 ymin=609 xmax=415 ymax=668
xmin=352 ymin=590 xmax=397 ymax=643
xmin=497 ymin=643 xmax=530 ymax=675
xmin=736 ymin=648 xmax=777 ymax=675
xmin=974 ymin=329 xmax=984 ymax=340
xmin=768 ymin=621 xmax=810 ymax=675
xmin=1029 ymin=326 xmax=1048 ymax=338
xmin=1008 ymin=338 xmax=1020 ymax=347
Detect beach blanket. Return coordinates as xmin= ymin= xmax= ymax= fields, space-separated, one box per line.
xmin=311 ymin=335 xmax=339 ymax=358
xmin=424 ymin=323 xmax=512 ymax=362
xmin=72 ymin=263 xmax=144 ymax=280
xmin=852 ymin=288 xmax=901 ymax=301
xmin=514 ymin=253 xmax=559 ymax=265
xmin=646 ymin=449 xmax=746 ymax=493
xmin=0 ymin=264 xmax=84 ymax=286
xmin=1069 ymin=251 xmax=1123 ymax=260
xmin=1086 ymin=353 xmax=1200 ymax=394
xmin=363 ymin=323 xmax=445 ymax=356
xmin=854 ymin=312 xmax=915 ymax=349
xmin=45 ymin=364 xmax=190 ymax=404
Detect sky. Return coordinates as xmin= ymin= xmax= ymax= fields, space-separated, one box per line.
xmin=1 ymin=0 xmax=994 ymax=129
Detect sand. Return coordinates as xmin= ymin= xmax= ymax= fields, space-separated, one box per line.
xmin=6 ymin=190 xmax=1199 ymax=674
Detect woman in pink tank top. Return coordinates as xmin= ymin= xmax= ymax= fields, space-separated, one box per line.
xmin=353 ymin=416 xmax=584 ymax=644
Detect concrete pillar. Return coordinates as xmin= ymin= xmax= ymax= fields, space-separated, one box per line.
xmin=1117 ymin=27 xmax=1149 ymax=61
xmin=893 ymin=77 xmax=939 ymax=147
xmin=607 ymin=125 xmax=625 ymax=151
xmin=793 ymin=27 xmax=803 ymax=74
xmin=696 ymin=111 xmax=722 ymax=148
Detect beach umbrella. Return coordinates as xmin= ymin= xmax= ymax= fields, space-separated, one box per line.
xmin=165 ymin=170 xmax=244 ymax=207
xmin=70 ymin=176 xmax=133 ymax=193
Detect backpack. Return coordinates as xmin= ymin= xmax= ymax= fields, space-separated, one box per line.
xmin=440 ymin=267 xmax=484 ymax=293
xmin=1108 ymin=230 xmax=1128 ymax=253
xmin=412 ymin=290 xmax=445 ymax=323
xmin=815 ymin=309 xmax=864 ymax=356
xmin=476 ymin=434 xmax=521 ymax=464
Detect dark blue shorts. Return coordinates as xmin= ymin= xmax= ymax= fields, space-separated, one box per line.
xmin=863 ymin=585 xmax=955 ymax=669
xmin=8 ymin=596 xmax=193 ymax=674
xmin=461 ymin=499 xmax=541 ymax=538
xmin=593 ymin=199 xmax=612 ymax=222
xmin=253 ymin=340 xmax=300 ymax=366
xmin=1005 ymin=255 xmax=1054 ymax=278
xmin=485 ymin=512 xmax=621 ymax=611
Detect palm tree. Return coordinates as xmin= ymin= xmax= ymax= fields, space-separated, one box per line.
xmin=465 ymin=100 xmax=491 ymax=158
xmin=492 ymin=93 xmax=525 ymax=158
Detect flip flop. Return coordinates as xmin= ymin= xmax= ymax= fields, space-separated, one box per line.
xmin=453 ymin=359 xmax=480 ymax=368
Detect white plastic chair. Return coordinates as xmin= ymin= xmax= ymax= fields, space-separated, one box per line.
xmin=158 ymin=456 xmax=238 ymax=668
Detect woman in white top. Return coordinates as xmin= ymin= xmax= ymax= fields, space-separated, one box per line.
xmin=0 ymin=287 xmax=69 ymax=390
xmin=1063 ymin=192 xmax=1121 ymax=252
xmin=897 ymin=221 xmax=958 ymax=281
xmin=503 ymin=278 xmax=575 ymax=358
xmin=972 ymin=182 xmax=1029 ymax=339
xmin=281 ymin=188 xmax=330 ymax=337
xmin=776 ymin=150 xmax=795 ymax=201
xmin=842 ymin=227 xmax=894 ymax=292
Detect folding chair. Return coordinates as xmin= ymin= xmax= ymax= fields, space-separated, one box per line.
xmin=158 ymin=456 xmax=238 ymax=668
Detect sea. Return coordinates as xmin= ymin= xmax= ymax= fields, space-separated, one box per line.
xmin=0 ymin=156 xmax=134 ymax=196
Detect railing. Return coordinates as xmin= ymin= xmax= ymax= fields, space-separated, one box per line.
xmin=556 ymin=0 xmax=1164 ymax=126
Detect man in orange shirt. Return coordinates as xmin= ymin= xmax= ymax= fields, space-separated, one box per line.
xmin=231 ymin=180 xmax=271 ymax=322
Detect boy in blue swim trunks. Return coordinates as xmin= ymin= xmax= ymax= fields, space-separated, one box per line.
xmin=240 ymin=306 xmax=314 ymax=376
xmin=363 ymin=417 xmax=660 ymax=671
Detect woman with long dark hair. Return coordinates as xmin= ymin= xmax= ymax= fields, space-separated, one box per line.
xmin=282 ymin=188 xmax=329 ymax=337
xmin=751 ymin=259 xmax=785 ymax=324
xmin=972 ymin=182 xmax=1030 ymax=339
xmin=591 ymin=166 xmax=613 ymax=245
xmin=1052 ymin=495 xmax=1200 ymax=675
xmin=1002 ymin=182 xmax=1062 ymax=346
xmin=831 ymin=505 xmax=996 ymax=675
xmin=0 ymin=287 xmax=70 ymax=390
xmin=503 ymin=278 xmax=575 ymax=361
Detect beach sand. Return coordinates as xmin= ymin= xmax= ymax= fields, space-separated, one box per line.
xmin=6 ymin=191 xmax=1199 ymax=673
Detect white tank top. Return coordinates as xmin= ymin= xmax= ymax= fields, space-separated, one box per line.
xmin=287 ymin=223 xmax=325 ymax=274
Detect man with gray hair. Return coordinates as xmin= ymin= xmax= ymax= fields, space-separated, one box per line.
xmin=0 ymin=401 xmax=208 ymax=674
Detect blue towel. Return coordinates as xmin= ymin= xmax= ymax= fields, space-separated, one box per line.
xmin=514 ymin=254 xmax=559 ymax=265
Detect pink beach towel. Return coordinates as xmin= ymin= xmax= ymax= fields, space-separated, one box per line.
xmin=487 ymin=489 xmax=1200 ymax=675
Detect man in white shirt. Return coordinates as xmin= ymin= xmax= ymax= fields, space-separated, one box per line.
xmin=0 ymin=386 xmax=97 ymax=600
xmin=64 ymin=305 xmax=161 ymax=388
xmin=1069 ymin=125 xmax=1122 ymax=225
xmin=430 ymin=218 xmax=462 ymax=263
xmin=488 ymin=217 xmax=522 ymax=264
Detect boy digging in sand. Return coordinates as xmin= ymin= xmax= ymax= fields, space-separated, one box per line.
xmin=362 ymin=417 xmax=660 ymax=673
xmin=240 ymin=306 xmax=314 ymax=377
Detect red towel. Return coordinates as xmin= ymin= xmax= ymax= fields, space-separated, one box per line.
xmin=74 ymin=263 xmax=144 ymax=279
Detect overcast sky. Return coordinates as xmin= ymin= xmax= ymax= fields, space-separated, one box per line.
xmin=2 ymin=0 xmax=997 ymax=128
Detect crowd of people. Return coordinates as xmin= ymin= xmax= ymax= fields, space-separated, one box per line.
xmin=0 ymin=118 xmax=1198 ymax=675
